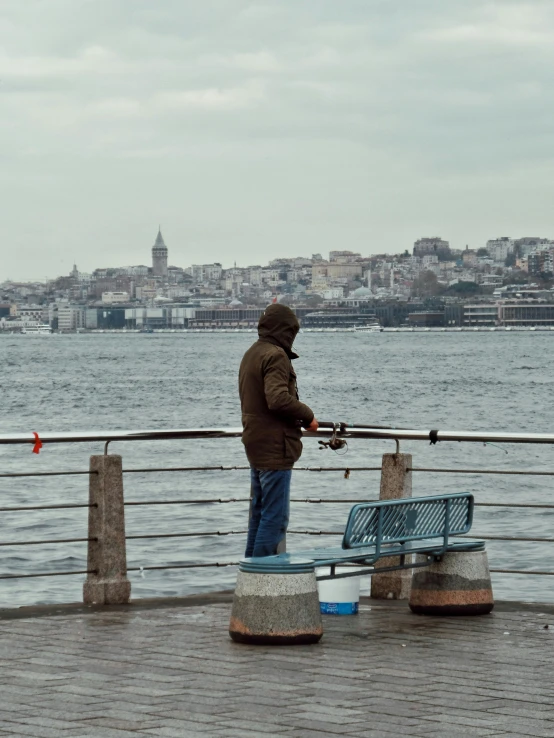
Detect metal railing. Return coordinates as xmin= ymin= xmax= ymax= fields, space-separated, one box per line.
xmin=3 ymin=424 xmax=554 ymax=445
xmin=1 ymin=424 xmax=554 ymax=596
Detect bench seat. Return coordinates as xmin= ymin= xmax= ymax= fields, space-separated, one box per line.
xmin=300 ymin=538 xmax=485 ymax=564
xmin=240 ymin=493 xmax=485 ymax=580
xmin=241 ymin=539 xmax=485 ymax=578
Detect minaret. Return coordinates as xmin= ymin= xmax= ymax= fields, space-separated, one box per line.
xmin=152 ymin=226 xmax=168 ymax=278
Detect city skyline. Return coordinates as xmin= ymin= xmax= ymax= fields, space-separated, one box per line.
xmin=2 ymin=228 xmax=553 ymax=284
xmin=3 ymin=224 xmax=553 ymax=333
xmin=2 ymin=1 xmax=554 ymax=280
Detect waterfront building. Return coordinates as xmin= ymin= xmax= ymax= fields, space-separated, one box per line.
xmin=86 ymin=307 xmax=127 ymax=330
xmin=407 ymin=311 xmax=445 ymax=327
xmin=301 ymin=310 xmax=378 ymax=329
xmin=169 ymin=306 xmax=197 ymax=328
xmin=189 ymin=308 xmax=264 ymax=329
xmin=374 ymin=303 xmax=425 ymax=327
xmin=444 ymin=304 xmax=463 ymax=326
xmin=463 ymin=304 xmax=499 ymax=326
xmin=126 ymin=307 xmax=170 ymax=330
xmin=11 ymin=304 xmax=43 ymax=321
xmin=152 ymin=228 xmax=169 ymax=278
xmin=499 ymin=303 xmax=554 ymax=326
xmin=57 ymin=304 xmax=86 ymax=331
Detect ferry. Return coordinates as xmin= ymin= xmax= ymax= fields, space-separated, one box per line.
xmin=21 ymin=324 xmax=53 ymax=335
xmin=354 ymin=322 xmax=383 ymax=333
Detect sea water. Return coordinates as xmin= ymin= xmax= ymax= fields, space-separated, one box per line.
xmin=1 ymin=331 xmax=552 ymax=606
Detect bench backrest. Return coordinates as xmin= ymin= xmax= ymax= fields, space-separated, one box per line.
xmin=343 ymin=493 xmax=474 ymax=551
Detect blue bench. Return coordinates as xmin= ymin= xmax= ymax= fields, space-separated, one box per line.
xmin=240 ymin=492 xmax=485 ymax=580
xmin=230 ymin=493 xmax=493 ymax=645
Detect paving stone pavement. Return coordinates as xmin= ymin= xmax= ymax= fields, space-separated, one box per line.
xmin=1 ymin=594 xmax=554 ymax=738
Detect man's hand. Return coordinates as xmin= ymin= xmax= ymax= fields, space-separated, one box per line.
xmin=305 ymin=417 xmax=319 ymax=432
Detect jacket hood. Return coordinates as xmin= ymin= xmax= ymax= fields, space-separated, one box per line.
xmin=258 ymin=304 xmax=300 ymax=357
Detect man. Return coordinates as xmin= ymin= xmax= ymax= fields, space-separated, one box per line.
xmin=239 ymin=303 xmax=319 ymax=558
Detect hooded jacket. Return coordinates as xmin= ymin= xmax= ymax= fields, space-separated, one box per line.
xmin=239 ymin=304 xmax=314 ymax=470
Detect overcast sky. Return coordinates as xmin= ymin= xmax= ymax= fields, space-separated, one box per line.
xmin=1 ymin=0 xmax=554 ymax=280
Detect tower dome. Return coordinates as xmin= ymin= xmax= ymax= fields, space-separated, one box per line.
xmin=152 ymin=227 xmax=168 ymax=278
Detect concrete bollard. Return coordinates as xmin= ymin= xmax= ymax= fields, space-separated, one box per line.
xmin=409 ymin=549 xmax=494 ymax=616
xmin=83 ymin=455 xmax=131 ymax=605
xmin=371 ymin=453 xmax=413 ymax=600
xmin=229 ymin=558 xmax=322 ymax=645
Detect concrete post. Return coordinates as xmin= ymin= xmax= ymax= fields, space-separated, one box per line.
xmin=370 ymin=453 xmax=412 ymax=600
xmin=83 ymin=455 xmax=131 ymax=605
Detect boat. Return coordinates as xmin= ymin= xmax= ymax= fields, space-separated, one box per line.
xmin=21 ymin=324 xmax=53 ymax=335
xmin=354 ymin=322 xmax=382 ymax=333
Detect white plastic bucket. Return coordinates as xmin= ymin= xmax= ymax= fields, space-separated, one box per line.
xmin=317 ymin=567 xmax=361 ymax=615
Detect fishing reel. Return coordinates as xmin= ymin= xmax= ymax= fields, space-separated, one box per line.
xmin=318 ymin=422 xmax=348 ymax=453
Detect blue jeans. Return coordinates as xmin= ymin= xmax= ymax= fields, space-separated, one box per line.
xmin=245 ymin=468 xmax=292 ymax=558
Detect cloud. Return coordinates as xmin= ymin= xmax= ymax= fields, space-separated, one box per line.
xmin=155 ymin=81 xmax=266 ymax=112
xmin=421 ymin=3 xmax=554 ymax=47
xmin=1 ymin=0 xmax=554 ymax=279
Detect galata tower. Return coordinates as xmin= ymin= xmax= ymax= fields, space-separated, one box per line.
xmin=152 ymin=227 xmax=168 ymax=278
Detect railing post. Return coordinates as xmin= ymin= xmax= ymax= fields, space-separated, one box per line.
xmin=83 ymin=455 xmax=131 ymax=605
xmin=371 ymin=452 xmax=412 ymax=600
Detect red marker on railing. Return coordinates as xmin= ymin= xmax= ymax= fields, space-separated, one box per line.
xmin=32 ymin=432 xmax=42 ymax=455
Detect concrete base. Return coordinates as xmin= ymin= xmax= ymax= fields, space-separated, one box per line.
xmin=83 ymin=578 xmax=132 ymax=606
xmin=409 ymin=550 xmax=494 ymax=616
xmin=370 ymin=569 xmax=412 ymax=601
xmin=229 ymin=570 xmax=323 ymax=645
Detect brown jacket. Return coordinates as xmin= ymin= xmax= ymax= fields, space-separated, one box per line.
xmin=239 ymin=304 xmax=314 ymax=470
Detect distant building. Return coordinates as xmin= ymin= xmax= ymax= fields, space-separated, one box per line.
xmin=413 ymin=237 xmax=450 ymax=259
xmin=301 ymin=311 xmax=378 ymax=329
xmin=57 ymin=305 xmax=86 ymax=331
xmin=329 ymin=251 xmax=361 ymax=263
xmin=407 ymin=311 xmax=445 ymax=327
xmin=500 ymin=303 xmax=554 ymax=326
xmin=311 ymin=262 xmax=363 ymax=281
xmin=152 ymin=228 xmax=168 ymax=278
xmin=463 ymin=304 xmax=499 ymax=326
xmin=189 ymin=308 xmax=265 ymax=329
xmin=486 ymin=237 xmax=514 ymax=263
xmin=462 ymin=248 xmax=478 ymax=267
xmin=190 ymin=264 xmax=223 ymax=282
xmin=102 ymin=292 xmax=130 ymax=304
xmin=515 ymin=237 xmax=554 ymax=257
xmin=11 ymin=305 xmax=43 ymax=321
xmin=444 ymin=304 xmax=463 ymax=326
xmin=422 ymin=254 xmax=439 ymax=268
xmin=528 ymin=251 xmax=553 ymax=276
